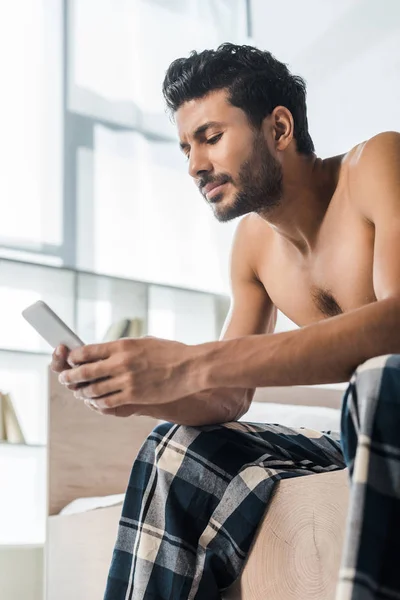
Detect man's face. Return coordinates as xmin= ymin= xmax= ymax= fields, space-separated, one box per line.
xmin=176 ymin=89 xmax=283 ymax=222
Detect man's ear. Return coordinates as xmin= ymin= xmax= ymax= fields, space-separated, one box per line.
xmin=271 ymin=106 xmax=294 ymax=151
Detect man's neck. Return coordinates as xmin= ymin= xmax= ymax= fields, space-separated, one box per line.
xmin=261 ymin=152 xmax=344 ymax=255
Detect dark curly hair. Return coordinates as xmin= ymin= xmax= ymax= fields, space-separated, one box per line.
xmin=163 ymin=43 xmax=314 ymax=155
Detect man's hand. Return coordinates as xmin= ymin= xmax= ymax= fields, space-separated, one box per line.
xmin=55 ymin=337 xmax=207 ymax=418
xmin=51 ymin=345 xmax=81 ymax=392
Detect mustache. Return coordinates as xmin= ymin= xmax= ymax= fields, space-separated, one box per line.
xmin=198 ymin=174 xmax=232 ymax=194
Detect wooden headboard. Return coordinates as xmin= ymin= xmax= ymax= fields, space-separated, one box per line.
xmin=47 ymin=368 xmax=160 ymax=515
xmin=253 ymin=384 xmax=344 ymax=408
xmin=47 ymin=365 xmax=344 ymax=516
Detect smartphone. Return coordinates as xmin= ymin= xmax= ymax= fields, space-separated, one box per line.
xmin=22 ymin=300 xmax=85 ymax=351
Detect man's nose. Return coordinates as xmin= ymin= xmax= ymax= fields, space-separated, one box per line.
xmin=188 ymin=148 xmax=212 ymax=180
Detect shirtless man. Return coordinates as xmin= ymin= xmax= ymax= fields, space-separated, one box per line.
xmin=52 ymin=44 xmax=400 ymax=599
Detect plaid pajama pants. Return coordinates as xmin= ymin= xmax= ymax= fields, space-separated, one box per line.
xmin=104 ymin=354 xmax=400 ymax=600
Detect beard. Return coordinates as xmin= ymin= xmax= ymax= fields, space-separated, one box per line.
xmin=209 ymin=133 xmax=283 ymax=223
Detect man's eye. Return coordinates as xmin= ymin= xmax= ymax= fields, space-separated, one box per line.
xmin=207 ymin=133 xmax=223 ymax=145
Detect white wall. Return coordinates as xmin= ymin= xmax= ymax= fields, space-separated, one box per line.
xmin=71 ymin=0 xmax=247 ymax=296
xmin=0 ymin=546 xmax=44 ymax=600
xmin=250 ymin=0 xmax=400 ymax=157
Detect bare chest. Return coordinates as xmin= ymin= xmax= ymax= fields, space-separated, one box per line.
xmin=257 ymin=204 xmax=376 ymax=327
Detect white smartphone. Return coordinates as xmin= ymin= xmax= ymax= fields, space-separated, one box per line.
xmin=22 ymin=300 xmax=85 ymax=351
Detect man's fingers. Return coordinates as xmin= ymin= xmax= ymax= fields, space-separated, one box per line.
xmin=51 ymin=345 xmax=71 ymax=373
xmin=83 ymin=398 xmax=116 ymax=416
xmin=59 ymin=361 xmax=109 ymax=385
xmin=69 ymin=342 xmax=113 ymax=367
xmin=67 ymin=383 xmax=85 ymax=392
xmin=83 ymin=398 xmax=129 ymax=418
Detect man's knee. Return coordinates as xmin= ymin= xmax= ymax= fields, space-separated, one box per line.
xmin=341 ymin=354 xmax=400 ymax=463
xmin=354 ymin=354 xmax=400 ymax=385
xmin=151 ymin=421 xmax=175 ymax=439
xmin=354 ymin=353 xmax=399 ymax=377
xmin=147 ymin=421 xmax=205 ymax=461
xmin=350 ymin=353 xmax=400 ymax=415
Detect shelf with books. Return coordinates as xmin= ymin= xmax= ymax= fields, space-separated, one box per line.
xmin=76 ymin=272 xmax=148 ymax=344
xmin=0 ymin=351 xmax=50 ymax=446
xmin=0 ymin=258 xmax=230 ymax=447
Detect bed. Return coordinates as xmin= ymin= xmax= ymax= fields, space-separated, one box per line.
xmin=46 ymin=369 xmax=349 ymax=600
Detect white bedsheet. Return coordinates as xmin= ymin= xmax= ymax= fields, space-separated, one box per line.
xmin=59 ymin=493 xmax=125 ymax=516
xmin=239 ymin=401 xmax=341 ymax=432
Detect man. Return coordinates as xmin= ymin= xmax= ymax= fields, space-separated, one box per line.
xmin=52 ymin=44 xmax=400 ymax=599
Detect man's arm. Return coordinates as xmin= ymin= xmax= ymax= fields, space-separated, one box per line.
xmin=59 ymin=133 xmax=400 ymax=419
xmin=168 ymin=215 xmax=276 ymax=425
xmin=55 ymin=216 xmax=276 ymax=425
xmin=196 ymin=132 xmax=400 ymax=391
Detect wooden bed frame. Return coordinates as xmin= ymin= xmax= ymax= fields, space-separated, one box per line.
xmin=46 ymin=368 xmax=349 ymax=600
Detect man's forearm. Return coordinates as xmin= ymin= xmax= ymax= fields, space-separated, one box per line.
xmin=197 ymin=298 xmax=400 ymax=390
xmin=147 ymin=387 xmax=252 ymax=427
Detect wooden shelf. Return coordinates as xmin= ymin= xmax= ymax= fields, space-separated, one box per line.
xmin=0 ymin=442 xmax=45 ymax=449
xmin=0 ymin=347 xmax=51 ymax=358
xmin=0 ymin=255 xmax=229 ymax=297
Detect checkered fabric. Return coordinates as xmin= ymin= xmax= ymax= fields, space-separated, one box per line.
xmin=104 ymin=354 xmax=400 ymax=600
xmin=336 ymin=354 xmax=400 ymax=600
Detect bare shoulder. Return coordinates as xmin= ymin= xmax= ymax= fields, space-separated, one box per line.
xmin=344 ymin=131 xmax=400 ymax=167
xmin=231 ymin=213 xmax=273 ymax=281
xmin=342 ymin=131 xmax=400 ymax=220
xmin=224 ymin=214 xmax=276 ymax=340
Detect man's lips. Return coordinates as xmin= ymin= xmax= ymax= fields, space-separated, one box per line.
xmin=202 ymin=181 xmax=228 ymax=198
